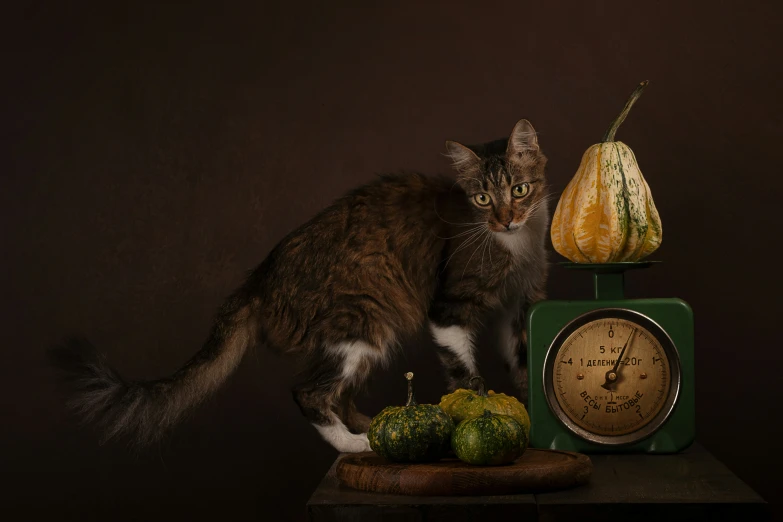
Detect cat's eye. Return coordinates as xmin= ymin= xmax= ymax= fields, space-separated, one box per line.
xmin=512 ymin=183 xmax=530 ymax=198
xmin=474 ymin=193 xmax=491 ymax=206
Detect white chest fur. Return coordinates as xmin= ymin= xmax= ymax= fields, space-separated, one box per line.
xmin=493 ymin=198 xmax=550 ymax=259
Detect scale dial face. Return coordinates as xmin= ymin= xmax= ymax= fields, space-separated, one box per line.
xmin=543 ymin=308 xmax=681 ymax=446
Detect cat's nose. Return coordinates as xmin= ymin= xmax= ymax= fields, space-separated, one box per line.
xmin=503 ymin=219 xmax=513 ymax=229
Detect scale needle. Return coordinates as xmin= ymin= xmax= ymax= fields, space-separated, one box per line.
xmin=601 ymin=328 xmax=637 ymax=391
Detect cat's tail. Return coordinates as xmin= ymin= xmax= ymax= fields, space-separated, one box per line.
xmin=48 ymin=294 xmax=257 ymax=447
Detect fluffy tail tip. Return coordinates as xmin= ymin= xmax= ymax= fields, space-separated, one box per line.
xmin=48 ymin=337 xmax=134 ymax=443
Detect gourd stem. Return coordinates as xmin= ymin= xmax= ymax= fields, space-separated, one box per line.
xmin=601 ymin=80 xmax=649 ymax=143
xmin=469 ymin=376 xmax=488 ymax=397
xmin=405 ymin=372 xmax=417 ymax=406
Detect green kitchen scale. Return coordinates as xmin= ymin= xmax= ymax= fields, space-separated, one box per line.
xmin=526 ymin=261 xmax=695 ymax=453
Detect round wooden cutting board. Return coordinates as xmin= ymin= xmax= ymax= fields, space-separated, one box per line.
xmin=335 ymin=448 xmax=592 ymax=496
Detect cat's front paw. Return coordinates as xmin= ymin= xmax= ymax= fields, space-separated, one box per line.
xmin=340 ymin=432 xmax=371 ymax=453
xmin=315 ymin=423 xmax=372 ymax=453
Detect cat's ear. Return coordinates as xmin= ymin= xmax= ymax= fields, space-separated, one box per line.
xmin=506 ymin=119 xmax=539 ymax=157
xmin=444 ymin=140 xmax=480 ymax=173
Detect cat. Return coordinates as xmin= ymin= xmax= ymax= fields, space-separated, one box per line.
xmin=49 ymin=119 xmax=550 ymax=453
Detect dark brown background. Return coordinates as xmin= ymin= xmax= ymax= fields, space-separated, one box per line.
xmin=2 ymin=1 xmax=781 ymax=521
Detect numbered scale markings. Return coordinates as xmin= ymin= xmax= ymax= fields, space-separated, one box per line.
xmin=543 ymin=309 xmax=681 ymax=446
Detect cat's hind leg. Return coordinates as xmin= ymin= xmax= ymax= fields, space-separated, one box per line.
xmin=292 ymin=340 xmax=382 ymax=453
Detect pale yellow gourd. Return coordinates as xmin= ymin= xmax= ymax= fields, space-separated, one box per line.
xmin=551 ymin=81 xmax=662 ymax=263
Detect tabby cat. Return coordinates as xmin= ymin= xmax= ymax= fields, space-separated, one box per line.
xmin=50 ymin=119 xmax=550 ymax=453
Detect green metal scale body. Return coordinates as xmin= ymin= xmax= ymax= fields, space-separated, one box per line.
xmin=526 ymin=262 xmax=695 ymax=453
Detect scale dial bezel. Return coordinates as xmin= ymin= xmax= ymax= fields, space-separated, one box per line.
xmin=542 ymin=307 xmax=682 ymax=446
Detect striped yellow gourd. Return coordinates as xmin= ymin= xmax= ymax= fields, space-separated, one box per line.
xmin=551 ymin=81 xmax=662 ymax=263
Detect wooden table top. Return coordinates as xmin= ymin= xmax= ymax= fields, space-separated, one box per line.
xmin=306 ymin=442 xmax=768 ymax=521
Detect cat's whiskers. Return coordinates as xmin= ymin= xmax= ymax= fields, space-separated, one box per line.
xmin=539 ymin=191 xmax=558 ymax=204
xmin=487 ymin=228 xmax=493 ymax=266
xmin=486 ymin=226 xmax=497 ymax=267
xmin=440 ymin=229 xmax=484 ymax=266
xmin=439 ymin=225 xmax=487 ymax=274
xmin=520 ymin=192 xmax=556 ymax=227
xmin=461 ymin=228 xmax=491 ymax=281
xmin=539 ymin=191 xmax=558 ymax=206
xmin=435 ymin=224 xmax=485 ymax=240
xmin=527 ymin=192 xmax=554 ymax=212
xmin=447 ymin=226 xmax=486 ymax=258
xmin=479 ymin=228 xmax=493 ymax=274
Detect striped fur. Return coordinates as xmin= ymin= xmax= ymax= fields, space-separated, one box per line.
xmin=49 ymin=120 xmax=549 ymax=452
